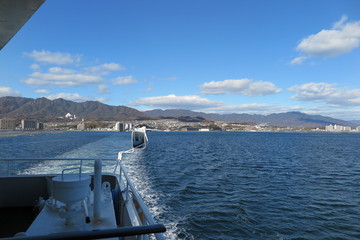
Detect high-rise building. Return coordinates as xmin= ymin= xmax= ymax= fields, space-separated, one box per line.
xmin=115 ymin=122 xmax=125 ymax=131
xmin=37 ymin=122 xmax=44 ymax=130
xmin=325 ymin=124 xmax=351 ymax=132
xmin=21 ymin=120 xmax=37 ymax=130
xmin=0 ymin=119 xmax=16 ymax=130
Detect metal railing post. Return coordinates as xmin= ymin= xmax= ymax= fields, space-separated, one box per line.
xmin=7 ymin=159 xmax=10 ymax=176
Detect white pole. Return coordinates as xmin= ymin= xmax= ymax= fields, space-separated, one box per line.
xmin=94 ymin=159 xmax=102 ymax=220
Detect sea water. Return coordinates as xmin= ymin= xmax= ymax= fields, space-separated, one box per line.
xmin=1 ymin=131 xmax=360 ymax=240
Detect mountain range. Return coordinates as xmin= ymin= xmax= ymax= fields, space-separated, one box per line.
xmin=0 ymin=96 xmax=357 ymax=127
xmin=145 ymin=109 xmax=356 ymax=128
xmin=0 ymin=97 xmax=149 ymax=121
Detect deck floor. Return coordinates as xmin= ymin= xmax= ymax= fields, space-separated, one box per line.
xmin=0 ymin=206 xmax=37 ymax=237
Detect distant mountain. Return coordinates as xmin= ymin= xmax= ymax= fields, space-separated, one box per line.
xmin=0 ymin=97 xmax=151 ymax=121
xmin=144 ymin=109 xmax=356 ymax=127
xmin=1 ymin=97 xmax=356 ymax=127
xmin=349 ymin=120 xmax=360 ymax=125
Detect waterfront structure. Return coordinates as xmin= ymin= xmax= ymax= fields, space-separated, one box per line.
xmin=21 ymin=119 xmax=37 ymax=130
xmin=199 ymin=128 xmax=210 ymax=132
xmin=325 ymin=124 xmax=351 ymax=132
xmin=77 ymin=122 xmax=85 ymax=131
xmin=114 ymin=122 xmax=134 ymax=131
xmin=0 ymin=119 xmax=16 ymax=130
xmin=180 ymin=127 xmax=201 ymax=131
xmin=125 ymin=123 xmax=133 ymax=131
xmin=37 ymin=122 xmax=44 ymax=130
xmin=115 ymin=122 xmax=125 ymax=131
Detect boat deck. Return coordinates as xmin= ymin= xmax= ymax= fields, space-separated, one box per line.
xmin=0 ymin=207 xmax=36 ymax=237
xmin=0 ymin=174 xmax=118 ymax=238
xmin=0 ymin=158 xmax=166 ymax=240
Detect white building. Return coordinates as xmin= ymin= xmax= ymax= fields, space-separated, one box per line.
xmin=199 ymin=128 xmax=210 ymax=132
xmin=125 ymin=123 xmax=133 ymax=131
xmin=65 ymin=113 xmax=76 ymax=120
xmin=325 ymin=124 xmax=351 ymax=132
xmin=115 ymin=122 xmax=127 ymax=131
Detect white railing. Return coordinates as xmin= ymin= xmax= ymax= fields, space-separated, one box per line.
xmin=117 ymin=160 xmax=166 ymax=240
xmin=0 ymin=158 xmax=114 ymax=176
xmin=116 ymin=149 xmax=166 ymax=240
xmin=0 ymin=158 xmax=166 ymax=240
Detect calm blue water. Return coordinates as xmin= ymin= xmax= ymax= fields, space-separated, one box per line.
xmin=1 ymin=131 xmax=360 ymax=240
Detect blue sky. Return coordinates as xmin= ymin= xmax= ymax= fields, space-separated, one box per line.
xmin=1 ymin=0 xmax=360 ymax=120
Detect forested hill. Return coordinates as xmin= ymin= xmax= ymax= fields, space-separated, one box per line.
xmin=0 ymin=97 xmax=150 ymax=121
xmin=0 ymin=97 xmax=356 ymax=127
xmin=144 ymin=109 xmax=356 ymax=128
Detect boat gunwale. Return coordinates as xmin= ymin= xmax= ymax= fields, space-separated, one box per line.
xmin=0 ymin=158 xmax=167 ymax=240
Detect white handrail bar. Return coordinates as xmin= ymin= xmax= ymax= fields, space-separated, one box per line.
xmin=0 ymin=158 xmax=167 ymax=240
xmin=116 ymin=160 xmax=166 ymax=240
xmin=0 ymin=158 xmax=115 ymax=176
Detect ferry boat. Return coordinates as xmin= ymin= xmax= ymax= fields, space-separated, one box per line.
xmin=0 ymin=151 xmax=166 ymax=240
xmin=132 ymin=127 xmax=148 ymax=149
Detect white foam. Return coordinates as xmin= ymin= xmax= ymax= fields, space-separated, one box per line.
xmin=121 ymin=151 xmax=191 ymax=240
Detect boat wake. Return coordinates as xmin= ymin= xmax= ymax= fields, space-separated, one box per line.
xmin=121 ymin=150 xmax=192 ymax=240
xmin=16 ymin=136 xmax=122 ymax=175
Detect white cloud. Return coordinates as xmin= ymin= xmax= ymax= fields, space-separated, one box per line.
xmin=100 ymin=63 xmax=124 ymax=71
xmin=24 ymin=50 xmax=82 ymax=65
xmin=86 ymin=63 xmax=125 ymax=74
xmin=203 ymin=103 xmax=304 ymax=115
xmin=22 ymin=67 xmax=103 ymax=87
xmin=305 ymin=108 xmax=360 ymax=121
xmin=129 ymin=94 xmax=223 ymax=110
xmin=130 ymin=95 xmax=307 ymax=116
xmin=113 ymin=76 xmax=137 ymax=85
xmin=291 ymin=15 xmax=360 ymax=64
xmin=46 ymin=93 xmax=107 ymax=102
xmin=98 ymin=84 xmax=110 ymax=94
xmin=201 ymin=79 xmax=281 ymax=96
xmin=290 ymin=56 xmax=308 ymax=65
xmin=150 ymin=76 xmax=178 ymax=81
xmin=35 ymin=89 xmax=50 ymax=94
xmin=128 ymin=91 xmax=360 ymax=120
xmin=206 ymin=103 xmax=274 ymax=113
xmin=48 ymin=67 xmax=77 ymax=75
xmin=139 ymin=87 xmax=153 ymax=93
xmin=23 ymin=50 xmax=130 ymax=91
xmin=30 ymin=63 xmax=41 ymax=70
xmin=289 ymin=82 xmax=360 ymax=106
xmin=0 ymin=86 xmax=20 ymax=97
xmin=333 ymin=15 xmax=349 ymax=29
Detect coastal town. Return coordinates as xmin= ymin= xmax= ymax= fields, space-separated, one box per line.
xmin=1 ymin=113 xmax=360 ymax=133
